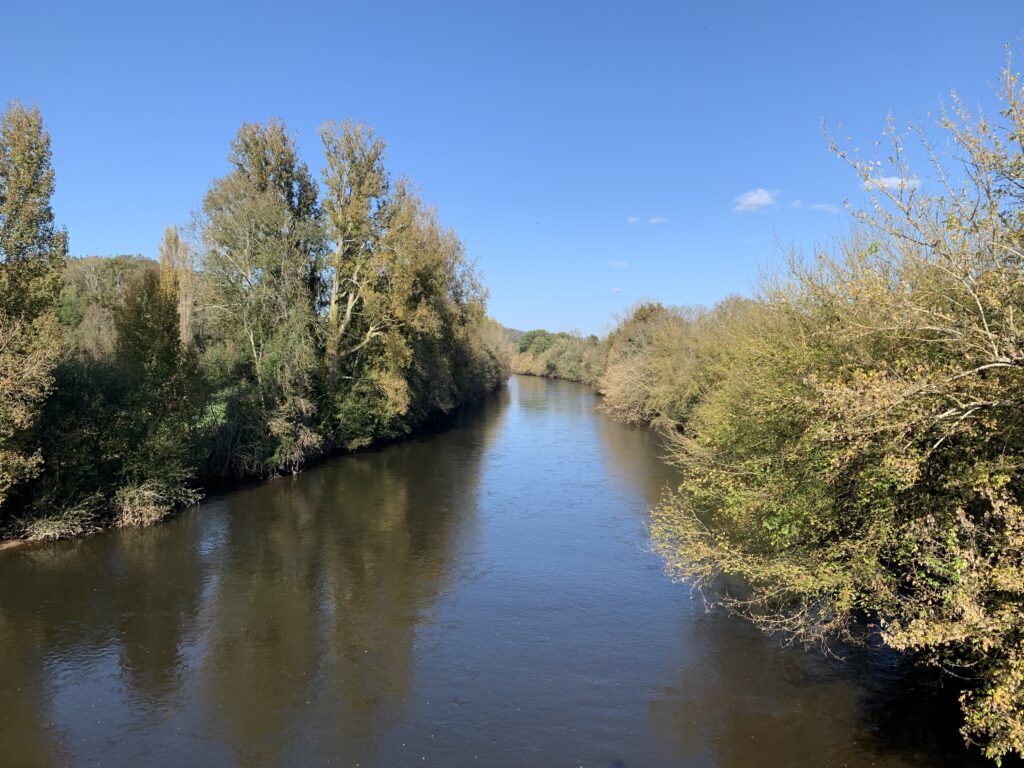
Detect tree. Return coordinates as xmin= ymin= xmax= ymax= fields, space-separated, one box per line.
xmin=199 ymin=120 xmax=327 ymax=475
xmin=24 ymin=264 xmax=205 ymax=539
xmin=320 ymin=121 xmax=389 ymax=386
xmin=0 ymin=102 xmax=65 ymax=514
xmin=111 ymin=268 xmax=204 ymax=525
xmin=647 ymin=61 xmax=1024 ymax=762
xmin=158 ymin=225 xmax=196 ymax=346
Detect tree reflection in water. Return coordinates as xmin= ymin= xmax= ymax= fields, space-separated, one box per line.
xmin=0 ymin=380 xmax=994 ymax=767
xmin=0 ymin=390 xmax=508 ymax=767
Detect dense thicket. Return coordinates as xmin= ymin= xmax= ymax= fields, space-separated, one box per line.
xmin=0 ymin=108 xmax=510 ymax=541
xmin=511 ymin=328 xmax=603 ymax=382
xmin=540 ymin=68 xmax=1024 ymax=762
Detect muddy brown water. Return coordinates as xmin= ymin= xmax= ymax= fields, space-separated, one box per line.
xmin=0 ymin=375 xmax=990 ymax=767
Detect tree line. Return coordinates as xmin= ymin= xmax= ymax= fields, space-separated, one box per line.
xmin=511 ymin=328 xmax=603 ymax=381
xmin=518 ymin=65 xmax=1024 ymax=761
xmin=0 ymin=106 xmax=510 ymax=542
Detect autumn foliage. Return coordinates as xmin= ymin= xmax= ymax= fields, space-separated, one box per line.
xmin=590 ymin=63 xmax=1024 ymax=761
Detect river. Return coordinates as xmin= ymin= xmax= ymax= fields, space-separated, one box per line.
xmin=0 ymin=375 xmax=986 ymax=766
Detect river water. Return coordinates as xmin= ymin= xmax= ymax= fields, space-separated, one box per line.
xmin=0 ymin=375 xmax=987 ymax=767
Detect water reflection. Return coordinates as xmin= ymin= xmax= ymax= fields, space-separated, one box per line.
xmin=0 ymin=392 xmax=507 ymax=767
xmin=0 ymin=615 xmax=61 ymax=767
xmin=595 ymin=404 xmax=678 ymax=507
xmin=199 ymin=419 xmax=497 ymax=766
xmin=0 ymin=377 xmax=994 ymax=767
xmin=0 ymin=516 xmax=213 ymax=766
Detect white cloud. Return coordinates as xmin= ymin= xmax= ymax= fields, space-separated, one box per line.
xmin=648 ymin=217 xmax=668 ymax=225
xmin=608 ymin=259 xmax=629 ymax=269
xmin=788 ymin=200 xmax=802 ymax=209
xmin=733 ymin=188 xmax=779 ymax=212
xmin=866 ymin=175 xmax=921 ymax=191
xmin=610 ymin=287 xmax=623 ymax=294
xmin=810 ymin=202 xmax=839 ymax=213
xmin=740 ymin=237 xmax=758 ymax=244
xmin=626 ymin=216 xmax=640 ymax=224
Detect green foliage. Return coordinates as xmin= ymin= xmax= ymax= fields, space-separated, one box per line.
xmin=3 ymin=113 xmax=510 ymax=538
xmin=111 ymin=268 xmax=205 ymax=523
xmin=0 ymin=102 xmax=65 ymax=318
xmin=518 ymin=329 xmax=558 ymax=355
xmin=24 ymin=266 xmax=204 ymax=537
xmin=199 ymin=120 xmax=327 ymax=475
xmin=318 ymin=126 xmax=509 ymax=450
xmin=583 ymin=63 xmax=1024 ymax=763
xmin=58 ymin=255 xmax=155 ymax=357
xmin=320 ymin=120 xmax=388 ymax=387
xmin=512 ymin=329 xmax=604 ymax=383
xmin=0 ymin=102 xmax=65 ymax=516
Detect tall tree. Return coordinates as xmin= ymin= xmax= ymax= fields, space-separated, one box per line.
xmin=199 ymin=120 xmax=327 ymax=474
xmin=0 ymin=102 xmax=65 ymax=512
xmin=158 ymin=225 xmax=196 ymax=346
xmin=320 ymin=121 xmax=389 ymax=386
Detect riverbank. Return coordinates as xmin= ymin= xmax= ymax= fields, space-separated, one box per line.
xmin=0 ymin=375 xmax=990 ymax=767
xmin=512 ymin=283 xmax=1024 ymax=762
xmin=510 ymin=329 xmax=604 ymax=385
xmin=0 ymin=110 xmax=514 ymax=549
xmin=0 ymin=377 xmax=509 ymax=548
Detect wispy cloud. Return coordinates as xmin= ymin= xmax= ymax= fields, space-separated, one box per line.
xmin=610 ymin=287 xmax=623 ymax=294
xmin=810 ymin=202 xmax=839 ymax=213
xmin=740 ymin=237 xmax=758 ymax=244
xmin=608 ymin=259 xmax=629 ymax=269
xmin=648 ymin=217 xmax=668 ymax=225
xmin=788 ymin=200 xmax=802 ymax=209
xmin=733 ymin=188 xmax=779 ymax=212
xmin=866 ymin=175 xmax=921 ymax=191
xmin=626 ymin=216 xmax=640 ymax=224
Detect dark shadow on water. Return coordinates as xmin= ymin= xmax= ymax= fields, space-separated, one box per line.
xmin=855 ymin=649 xmax=1023 ymax=767
xmin=197 ymin=381 xmax=512 ymax=498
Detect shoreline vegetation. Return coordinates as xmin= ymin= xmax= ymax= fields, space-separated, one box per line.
xmin=5 ymin=52 xmax=1024 ymax=768
xmin=0 ymin=105 xmax=511 ymax=546
xmin=515 ymin=63 xmax=1024 ymax=763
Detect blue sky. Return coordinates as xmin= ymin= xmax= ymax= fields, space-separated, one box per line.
xmin=3 ymin=1 xmax=1023 ymax=335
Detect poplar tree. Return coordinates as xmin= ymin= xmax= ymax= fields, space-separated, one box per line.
xmin=158 ymin=224 xmax=196 ymax=346
xmin=320 ymin=121 xmax=389 ymax=386
xmin=199 ymin=120 xmax=327 ymax=474
xmin=0 ymin=102 xmax=65 ymax=512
